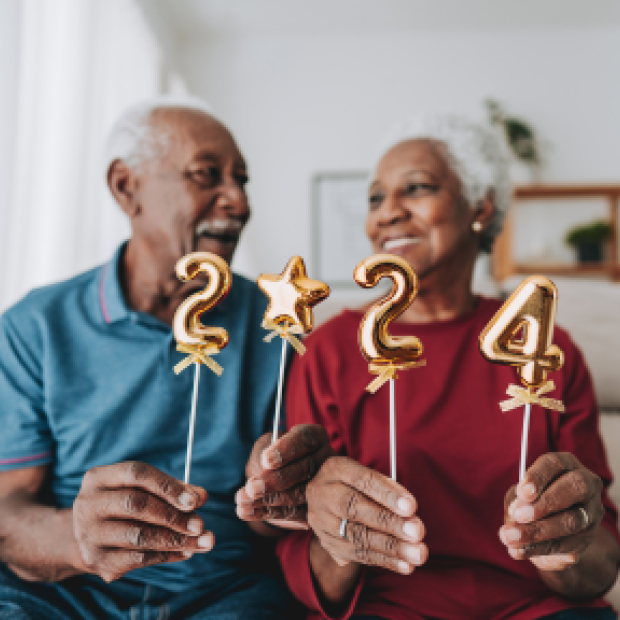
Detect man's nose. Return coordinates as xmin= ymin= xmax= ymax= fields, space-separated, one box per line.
xmin=215 ymin=180 xmax=250 ymax=219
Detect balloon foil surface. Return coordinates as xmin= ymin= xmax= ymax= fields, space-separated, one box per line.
xmin=479 ymin=275 xmax=564 ymax=388
xmin=173 ymin=252 xmax=232 ymax=351
xmin=257 ymin=256 xmax=330 ymax=333
xmin=354 ymin=254 xmax=423 ymax=366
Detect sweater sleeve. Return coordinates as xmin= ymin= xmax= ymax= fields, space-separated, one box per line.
xmin=555 ymin=333 xmax=620 ymax=545
xmin=276 ymin=323 xmax=365 ymax=618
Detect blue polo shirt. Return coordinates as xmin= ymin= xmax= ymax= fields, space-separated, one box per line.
xmin=0 ymin=244 xmax=283 ymax=591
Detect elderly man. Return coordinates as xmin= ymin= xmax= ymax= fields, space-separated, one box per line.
xmin=0 ymin=97 xmax=327 ymax=619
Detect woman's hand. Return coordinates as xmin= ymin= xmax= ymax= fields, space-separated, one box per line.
xmin=306 ymin=456 xmax=428 ymax=574
xmin=236 ymin=424 xmax=334 ymax=527
xmin=500 ymin=452 xmax=604 ymax=571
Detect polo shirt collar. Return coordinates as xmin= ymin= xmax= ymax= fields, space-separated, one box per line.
xmin=99 ymin=242 xmax=235 ymax=325
xmin=99 ymin=243 xmax=130 ymax=324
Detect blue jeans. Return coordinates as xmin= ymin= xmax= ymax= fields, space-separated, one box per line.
xmin=0 ymin=564 xmax=301 ymax=619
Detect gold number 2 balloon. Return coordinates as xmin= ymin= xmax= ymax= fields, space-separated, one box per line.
xmin=172 ymin=252 xmax=232 ymax=484
xmin=479 ymin=275 xmax=565 ymax=480
xmin=354 ymin=253 xmax=425 ymax=481
xmin=354 ymin=254 xmax=424 ymax=371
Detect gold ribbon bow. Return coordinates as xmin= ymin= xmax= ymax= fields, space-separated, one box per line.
xmin=262 ymin=320 xmax=306 ymax=355
xmin=174 ymin=343 xmax=223 ymax=376
xmin=500 ymin=380 xmax=565 ymax=412
xmin=366 ymin=359 xmax=427 ymax=394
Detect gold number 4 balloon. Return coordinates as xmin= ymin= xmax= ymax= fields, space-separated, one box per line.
xmin=479 ymin=275 xmax=565 ymax=481
xmin=479 ymin=275 xmax=564 ymax=388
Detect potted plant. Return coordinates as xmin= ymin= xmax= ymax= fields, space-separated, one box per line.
xmin=565 ymin=220 xmax=613 ymax=263
xmin=485 ymin=99 xmax=543 ymax=184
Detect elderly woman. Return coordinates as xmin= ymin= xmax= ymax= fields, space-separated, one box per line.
xmin=237 ymin=116 xmax=620 ymax=619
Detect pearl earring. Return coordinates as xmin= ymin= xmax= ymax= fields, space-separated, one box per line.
xmin=472 ymin=221 xmax=483 ymax=233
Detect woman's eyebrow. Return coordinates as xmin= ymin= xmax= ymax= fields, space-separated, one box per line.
xmin=402 ymin=169 xmax=440 ymax=183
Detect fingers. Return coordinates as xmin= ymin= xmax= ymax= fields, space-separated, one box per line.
xmin=87 ymin=521 xmax=215 ymax=553
xmin=245 ymin=445 xmax=333 ymax=502
xmin=236 ymin=483 xmax=307 ymax=508
xmin=318 ymin=457 xmax=417 ymax=518
xmin=84 ymin=489 xmax=205 ymax=535
xmin=245 ymin=433 xmax=272 ymax=479
xmin=320 ymin=478 xmax=420 ymax=541
xmin=83 ymin=462 xmax=208 ymax=512
xmin=318 ymin=511 xmax=426 ymax=567
xmin=318 ymin=531 xmax=426 ymax=575
xmin=260 ymin=424 xmax=331 ymax=471
xmin=83 ymin=548 xmax=190 ymax=583
xmin=235 ymin=502 xmax=307 ymax=523
xmin=500 ymin=494 xmax=602 ymax=561
xmin=509 ymin=468 xmax=601 ymax=524
xmin=517 ymin=453 xmax=580 ymax=503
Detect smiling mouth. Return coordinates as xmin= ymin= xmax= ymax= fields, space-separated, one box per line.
xmin=195 ymin=219 xmax=243 ymax=245
xmin=383 ymin=237 xmax=421 ymax=251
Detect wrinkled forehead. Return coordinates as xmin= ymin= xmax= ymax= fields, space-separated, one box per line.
xmin=151 ymin=107 xmax=246 ymax=168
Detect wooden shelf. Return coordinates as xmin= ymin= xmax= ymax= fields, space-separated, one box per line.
xmin=493 ymin=184 xmax=620 ymax=282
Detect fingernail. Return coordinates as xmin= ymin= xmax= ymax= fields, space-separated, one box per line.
xmin=519 ymin=483 xmax=536 ymax=498
xmin=403 ymin=521 xmax=421 ymax=541
xmin=508 ymin=547 xmax=524 ymax=560
xmin=198 ymin=533 xmax=214 ymax=550
xmin=245 ymin=478 xmax=265 ymax=498
xmin=398 ymin=561 xmax=412 ymax=574
xmin=263 ymin=449 xmax=282 ymax=468
xmin=397 ymin=497 xmax=414 ymax=515
xmin=405 ymin=546 xmax=421 ymax=564
xmin=182 ymin=551 xmax=193 ymax=558
xmin=187 ymin=516 xmax=202 ymax=535
xmin=179 ymin=492 xmax=196 ymax=508
xmin=236 ymin=504 xmax=254 ymax=517
xmin=514 ymin=505 xmax=535 ymax=522
xmin=501 ymin=527 xmax=521 ymax=544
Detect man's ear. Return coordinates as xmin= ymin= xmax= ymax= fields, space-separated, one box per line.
xmin=107 ymin=159 xmax=141 ymax=218
xmin=473 ymin=189 xmax=497 ymax=232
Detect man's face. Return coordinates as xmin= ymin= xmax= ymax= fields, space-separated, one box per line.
xmin=132 ymin=109 xmax=250 ymax=275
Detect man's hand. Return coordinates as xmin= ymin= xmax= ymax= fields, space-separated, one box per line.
xmin=500 ymin=452 xmax=604 ymax=571
xmin=305 ymin=456 xmax=428 ymax=574
xmin=235 ymin=424 xmax=334 ymax=527
xmin=73 ymin=462 xmax=212 ymax=582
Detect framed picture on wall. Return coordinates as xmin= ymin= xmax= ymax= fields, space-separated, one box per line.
xmin=312 ymin=171 xmax=372 ymax=288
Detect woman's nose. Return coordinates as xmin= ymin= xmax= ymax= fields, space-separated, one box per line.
xmin=377 ymin=194 xmax=408 ymax=226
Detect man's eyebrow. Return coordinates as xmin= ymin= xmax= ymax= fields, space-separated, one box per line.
xmin=191 ymin=151 xmax=220 ymax=163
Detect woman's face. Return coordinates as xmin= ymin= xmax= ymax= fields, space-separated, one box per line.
xmin=366 ymin=138 xmax=479 ymax=283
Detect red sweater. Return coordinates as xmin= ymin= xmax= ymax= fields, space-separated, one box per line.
xmin=277 ymin=297 xmax=618 ymax=620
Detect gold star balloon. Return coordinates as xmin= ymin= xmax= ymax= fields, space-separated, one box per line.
xmin=258 ymin=256 xmax=330 ymax=333
xmin=258 ymin=256 xmax=330 ymax=445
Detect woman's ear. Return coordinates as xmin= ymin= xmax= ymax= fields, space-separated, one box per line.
xmin=472 ymin=189 xmax=496 ymax=232
xmin=107 ymin=159 xmax=141 ymax=218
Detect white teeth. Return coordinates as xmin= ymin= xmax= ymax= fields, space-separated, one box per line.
xmin=195 ymin=219 xmax=242 ymax=236
xmin=383 ymin=238 xmax=420 ymax=251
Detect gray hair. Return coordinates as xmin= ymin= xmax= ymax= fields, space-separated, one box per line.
xmin=104 ymin=95 xmax=214 ymax=171
xmin=374 ymin=115 xmax=512 ymax=253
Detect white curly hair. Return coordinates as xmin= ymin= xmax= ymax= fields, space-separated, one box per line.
xmin=374 ymin=115 xmax=512 ymax=253
xmin=105 ymin=94 xmax=214 ymax=172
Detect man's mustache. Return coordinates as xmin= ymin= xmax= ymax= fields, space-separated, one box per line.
xmin=195 ymin=219 xmax=244 ymax=237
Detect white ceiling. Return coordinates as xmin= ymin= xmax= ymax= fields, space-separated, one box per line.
xmin=151 ymin=0 xmax=620 ymax=37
